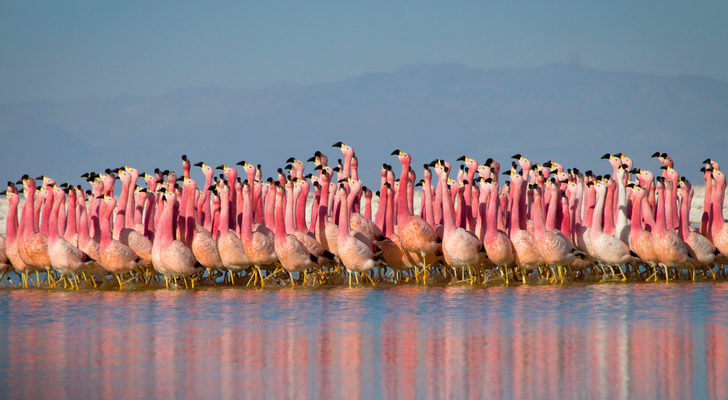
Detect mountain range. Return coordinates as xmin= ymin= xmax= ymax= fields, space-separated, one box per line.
xmin=1 ymin=63 xmax=726 ymax=187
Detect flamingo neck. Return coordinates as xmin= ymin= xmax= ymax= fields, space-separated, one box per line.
xmin=711 ymin=179 xmax=725 ymax=230
xmin=40 ymin=194 xmax=52 ymax=235
xmin=100 ymin=202 xmax=112 ymax=248
xmin=532 ymin=191 xmax=546 ymax=235
xmin=485 ymin=187 xmax=499 ymax=238
xmin=6 ymin=197 xmax=19 ymax=242
xmin=384 ymin=189 xmax=394 ymax=238
xmin=285 ymin=186 xmax=297 ymax=234
xmin=219 ymin=188 xmax=230 ymax=233
xmin=317 ymin=177 xmax=331 ymax=235
xmin=603 ymin=184 xmax=616 ymax=234
xmin=397 ymin=160 xmax=411 ymax=221
xmin=297 ymin=183 xmax=309 ymax=232
xmin=48 ymin=194 xmax=61 ymax=241
xmin=630 ymin=194 xmax=643 ymax=232
xmin=241 ymin=189 xmax=253 ymax=242
xmin=655 ymin=186 xmax=666 ymax=233
xmin=440 ymin=174 xmax=455 ymax=234
xmin=592 ymin=189 xmax=606 ymax=233
xmin=338 ymin=191 xmax=350 ymax=239
xmin=275 ymin=192 xmax=287 ymax=241
xmin=64 ymin=193 xmax=78 ymax=238
xmin=679 ymin=187 xmax=690 ymax=240
xmin=545 ymin=186 xmax=559 ymax=231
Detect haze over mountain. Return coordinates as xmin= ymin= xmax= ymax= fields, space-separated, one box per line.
xmin=1 ymin=63 xmax=726 ymax=188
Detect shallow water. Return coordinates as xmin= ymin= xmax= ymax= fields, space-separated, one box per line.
xmin=1 ymin=283 xmax=727 ymax=399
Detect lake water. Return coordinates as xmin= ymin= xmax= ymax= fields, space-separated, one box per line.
xmin=1 ymin=282 xmax=727 ymax=399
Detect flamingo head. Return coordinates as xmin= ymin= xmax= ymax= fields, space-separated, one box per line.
xmin=391 ymin=149 xmax=411 ymax=165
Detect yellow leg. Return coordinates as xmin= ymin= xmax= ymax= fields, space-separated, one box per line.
xmin=348 ymin=271 xmax=353 ymax=287
xmin=303 ymin=270 xmax=308 ymax=286
xmin=230 ymin=271 xmax=235 ymax=285
xmin=36 ymin=271 xmax=42 ymax=288
xmin=664 ymin=265 xmax=669 ymax=283
xmin=365 ymin=271 xmax=376 ymax=287
xmin=289 ymin=271 xmax=295 ymax=288
xmin=164 ymin=276 xmax=169 ymax=289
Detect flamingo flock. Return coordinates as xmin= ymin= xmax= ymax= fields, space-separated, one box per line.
xmin=1 ymin=145 xmax=726 ymax=290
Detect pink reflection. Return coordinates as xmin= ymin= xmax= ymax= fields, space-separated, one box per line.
xmin=2 ymin=286 xmax=725 ymax=399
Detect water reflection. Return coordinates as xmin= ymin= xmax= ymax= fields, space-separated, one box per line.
xmin=1 ymin=283 xmax=728 ymax=399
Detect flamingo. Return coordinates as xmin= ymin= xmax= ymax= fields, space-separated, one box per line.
xmin=708 ymin=169 xmax=728 ymax=260
xmin=47 ymin=185 xmax=93 ymax=289
xmin=391 ymin=150 xmax=438 ymax=280
xmin=2 ymin=183 xmax=32 ymax=287
xmin=587 ymin=179 xmax=635 ymax=280
xmin=506 ymin=169 xmax=543 ymax=283
xmin=677 ymin=177 xmax=716 ymax=279
xmin=626 ymin=184 xmax=660 ymax=281
xmin=273 ymin=182 xmax=315 ymax=287
xmin=652 ymin=177 xmax=694 ymax=282
xmin=215 ymin=182 xmax=250 ymax=285
xmin=435 ymin=163 xmax=484 ymax=283
xmin=480 ymin=178 xmax=514 ymax=276
xmin=335 ymin=184 xmax=377 ymax=287
xmin=16 ymin=176 xmax=53 ymax=287
xmin=241 ymin=181 xmax=278 ymax=287
xmin=530 ymin=184 xmax=579 ymax=283
xmin=151 ymin=189 xmax=199 ymax=288
xmin=97 ymin=195 xmax=140 ymax=289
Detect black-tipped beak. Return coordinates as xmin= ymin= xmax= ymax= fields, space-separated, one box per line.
xmin=660 ymin=165 xmax=668 ymax=170
xmin=651 ymin=152 xmax=661 ymax=158
xmin=502 ymin=171 xmax=510 ymax=176
xmin=215 ymin=165 xmax=225 ymax=170
xmin=314 ymin=165 xmax=323 ymax=170
xmin=96 ymin=195 xmax=104 ymax=199
xmin=629 ymin=168 xmax=639 ymax=174
xmin=511 ymin=154 xmax=521 ymax=160
xmin=193 ymin=162 xmax=203 ymax=167
xmin=600 ymin=153 xmax=610 ymax=160
xmin=456 ymin=155 xmax=466 ymax=161
xmin=175 ymin=176 xmax=184 ymax=182
xmin=703 ymin=158 xmax=711 ymax=164
xmin=391 ymin=149 xmax=401 ymax=156
xmin=332 ymin=141 xmax=343 ymax=148
xmin=307 ymin=156 xmax=317 ymax=162
xmin=286 ymin=157 xmax=296 ymax=163
xmin=35 ymin=175 xmax=44 ymax=180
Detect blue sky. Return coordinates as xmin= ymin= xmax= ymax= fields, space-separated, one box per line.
xmin=1 ymin=0 xmax=727 ymax=102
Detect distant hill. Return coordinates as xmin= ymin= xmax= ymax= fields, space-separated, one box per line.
xmin=1 ymin=63 xmax=726 ymax=187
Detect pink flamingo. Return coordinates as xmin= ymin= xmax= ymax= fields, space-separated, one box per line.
xmin=335 ymin=184 xmax=377 ymax=287
xmin=16 ymin=176 xmax=53 ymax=286
xmin=530 ymin=184 xmax=578 ymax=283
xmin=2 ymin=183 xmax=32 ymax=287
xmin=215 ymin=182 xmax=250 ymax=285
xmin=287 ymin=180 xmax=335 ymax=267
xmin=435 ymin=163 xmax=484 ymax=282
xmin=98 ymin=195 xmax=139 ymax=289
xmin=587 ymin=178 xmax=635 ymax=280
xmin=626 ymin=184 xmax=659 ymax=281
xmin=709 ymin=170 xmax=728 ymax=260
xmin=677 ymin=177 xmax=716 ymax=279
xmin=47 ymin=185 xmax=92 ymax=289
xmin=391 ymin=150 xmax=438 ymax=280
xmin=273 ymin=182 xmax=315 ymax=287
xmin=506 ymin=170 xmax=543 ymax=282
xmin=481 ymin=178 xmax=514 ymax=276
xmin=241 ymin=181 xmax=277 ymax=287
xmin=151 ymin=189 xmax=198 ymax=288
xmin=652 ymin=177 xmax=693 ymax=282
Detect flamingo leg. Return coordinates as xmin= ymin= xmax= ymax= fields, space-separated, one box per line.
xmin=348 ymin=270 xmax=353 ymax=287
xmin=289 ymin=271 xmax=295 ymax=288
xmin=663 ymin=264 xmax=669 ymax=283
xmin=364 ymin=271 xmax=376 ymax=287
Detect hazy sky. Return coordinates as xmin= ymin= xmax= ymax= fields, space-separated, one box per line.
xmin=1 ymin=0 xmax=727 ymax=102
